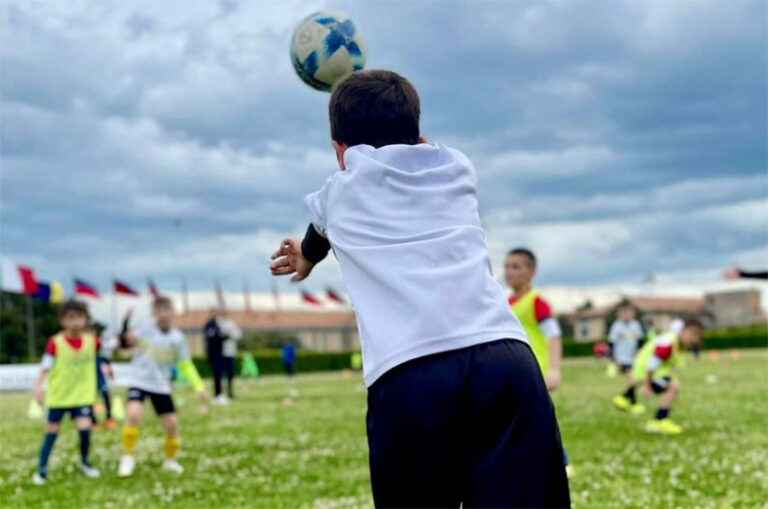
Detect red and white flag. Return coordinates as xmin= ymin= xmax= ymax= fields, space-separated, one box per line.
xmin=326 ymin=286 xmax=346 ymax=305
xmin=301 ymin=289 xmax=322 ymax=306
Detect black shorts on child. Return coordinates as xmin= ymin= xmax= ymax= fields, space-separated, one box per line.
xmin=127 ymin=387 xmax=175 ymax=415
xmin=47 ymin=406 xmax=92 ymax=423
xmin=366 ymin=338 xmax=570 ymax=508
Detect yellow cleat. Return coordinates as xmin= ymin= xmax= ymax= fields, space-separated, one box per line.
xmin=644 ymin=418 xmax=683 ymax=435
xmin=630 ymin=403 xmax=646 ymax=415
xmin=613 ymin=395 xmax=631 ymax=411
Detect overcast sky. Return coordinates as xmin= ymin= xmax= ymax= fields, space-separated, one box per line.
xmin=2 ymin=0 xmax=766 ymax=304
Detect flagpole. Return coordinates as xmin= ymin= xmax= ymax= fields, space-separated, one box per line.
xmin=243 ymin=280 xmax=252 ymax=313
xmin=111 ymin=277 xmax=118 ymax=331
xmin=181 ymin=278 xmax=189 ymax=313
xmin=25 ymin=294 xmax=36 ymax=359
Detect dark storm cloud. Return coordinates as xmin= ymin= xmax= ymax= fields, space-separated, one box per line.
xmin=1 ymin=0 xmax=766 ymax=293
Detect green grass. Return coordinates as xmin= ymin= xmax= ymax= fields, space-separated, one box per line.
xmin=1 ymin=351 xmax=767 ymax=508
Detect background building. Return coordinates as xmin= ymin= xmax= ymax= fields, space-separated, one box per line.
xmin=175 ymin=310 xmax=359 ymax=356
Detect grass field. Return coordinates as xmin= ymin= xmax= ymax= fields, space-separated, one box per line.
xmin=1 ymin=350 xmax=766 ymax=508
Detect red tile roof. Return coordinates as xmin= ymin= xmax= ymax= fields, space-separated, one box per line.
xmin=175 ymin=309 xmax=357 ymax=331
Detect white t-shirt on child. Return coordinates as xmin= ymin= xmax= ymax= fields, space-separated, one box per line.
xmin=305 ymin=142 xmax=527 ymax=386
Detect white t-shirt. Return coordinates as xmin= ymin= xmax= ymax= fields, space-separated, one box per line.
xmin=217 ymin=317 xmax=242 ymax=357
xmin=127 ymin=322 xmax=190 ymax=394
xmin=608 ymin=319 xmax=644 ymax=365
xmin=305 ymin=143 xmax=527 ymax=386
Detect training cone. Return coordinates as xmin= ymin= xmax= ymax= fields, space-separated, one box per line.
xmin=350 ymin=352 xmax=363 ymax=371
xmin=730 ymin=349 xmax=741 ymax=360
xmin=241 ymin=353 xmax=260 ymax=378
xmin=27 ymin=399 xmax=43 ymax=420
xmin=112 ymin=395 xmax=126 ymax=421
xmin=709 ymin=350 xmax=720 ymax=362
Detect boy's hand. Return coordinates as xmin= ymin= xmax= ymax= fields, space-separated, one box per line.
xmin=270 ymin=238 xmax=316 ymax=282
xmin=545 ymin=370 xmax=561 ymax=392
xmin=34 ymin=386 xmax=45 ymax=405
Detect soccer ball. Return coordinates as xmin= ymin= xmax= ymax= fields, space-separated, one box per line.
xmin=290 ymin=11 xmax=367 ymax=92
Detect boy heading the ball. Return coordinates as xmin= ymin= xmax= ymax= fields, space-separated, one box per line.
xmin=270 ymin=70 xmax=569 ymax=507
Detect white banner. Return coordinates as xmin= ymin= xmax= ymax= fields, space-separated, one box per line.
xmin=0 ymin=363 xmax=134 ymax=392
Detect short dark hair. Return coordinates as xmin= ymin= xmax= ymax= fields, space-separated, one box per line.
xmin=508 ymin=248 xmax=537 ymax=268
xmin=59 ymin=300 xmax=88 ymax=319
xmin=684 ymin=317 xmax=703 ymax=330
xmin=329 ymin=70 xmax=420 ymax=148
xmin=153 ymin=296 xmax=174 ymax=309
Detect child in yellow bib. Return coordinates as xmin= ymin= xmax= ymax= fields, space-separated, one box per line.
xmin=504 ymin=248 xmax=573 ymax=476
xmin=32 ymin=300 xmax=101 ymax=485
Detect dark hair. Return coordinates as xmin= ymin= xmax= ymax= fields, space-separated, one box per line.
xmin=507 ymin=248 xmax=537 ymax=268
xmin=153 ymin=296 xmax=174 ymax=309
xmin=329 ymin=70 xmax=420 ymax=148
xmin=59 ymin=299 xmax=88 ymax=319
xmin=683 ymin=317 xmax=703 ymax=330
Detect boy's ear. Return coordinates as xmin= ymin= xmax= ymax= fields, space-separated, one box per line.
xmin=331 ymin=140 xmax=347 ymax=171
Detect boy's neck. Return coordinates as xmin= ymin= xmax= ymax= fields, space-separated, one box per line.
xmin=64 ymin=329 xmax=82 ymax=338
xmin=512 ymin=284 xmax=532 ymax=296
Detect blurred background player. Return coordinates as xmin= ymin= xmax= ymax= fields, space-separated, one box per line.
xmin=616 ymin=318 xmax=703 ymax=435
xmin=117 ymin=296 xmax=207 ymax=477
xmin=218 ymin=310 xmax=242 ymax=400
xmin=610 ymin=301 xmax=646 ymax=414
xmin=504 ymin=247 xmax=572 ymax=476
xmin=32 ymin=300 xmax=101 ymax=484
xmin=282 ymin=339 xmax=296 ymax=377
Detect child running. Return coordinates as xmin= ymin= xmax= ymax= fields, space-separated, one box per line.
xmin=615 ymin=318 xmax=703 ymax=434
xmin=32 ymin=300 xmax=100 ymax=484
xmin=504 ymin=247 xmax=573 ymax=476
xmin=117 ymin=296 xmax=207 ymax=477
xmin=270 ymin=70 xmax=569 ymax=507
xmin=610 ymin=301 xmax=646 ymax=414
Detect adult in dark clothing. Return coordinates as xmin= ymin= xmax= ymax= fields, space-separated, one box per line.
xmin=281 ymin=340 xmax=296 ymax=376
xmin=204 ymin=309 xmax=228 ymax=404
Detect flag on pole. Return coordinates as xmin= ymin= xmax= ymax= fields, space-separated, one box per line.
xmin=243 ymin=280 xmax=252 ymax=312
xmin=74 ymin=279 xmax=100 ymax=298
xmin=326 ymin=286 xmax=346 ymax=304
xmin=271 ymin=279 xmax=281 ymax=310
xmin=215 ymin=280 xmax=226 ymax=309
xmin=32 ymin=282 xmax=52 ymax=301
xmin=181 ymin=278 xmax=190 ymax=313
xmin=114 ymin=279 xmax=139 ymax=296
xmin=50 ymin=281 xmax=65 ymax=303
xmin=301 ymin=288 xmax=322 ymax=306
xmin=148 ymin=278 xmax=159 ymax=298
xmin=18 ymin=266 xmax=39 ymax=295
xmin=0 ymin=257 xmax=23 ymax=293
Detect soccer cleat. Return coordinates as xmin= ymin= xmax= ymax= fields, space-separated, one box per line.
xmin=78 ymin=461 xmax=101 ymax=479
xmin=630 ymin=403 xmax=646 ymax=415
xmin=644 ymin=418 xmax=683 ymax=435
xmin=162 ymin=459 xmax=184 ymax=474
xmin=118 ymin=454 xmax=136 ymax=477
xmin=613 ymin=395 xmax=631 ymax=411
xmin=212 ymin=395 xmax=230 ymax=406
xmin=105 ymin=418 xmax=117 ymax=431
xmin=32 ymin=472 xmax=47 ymax=485
xmin=92 ymin=422 xmax=102 ymax=432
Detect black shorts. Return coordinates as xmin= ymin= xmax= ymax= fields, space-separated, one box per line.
xmin=651 ymin=377 xmax=672 ymax=395
xmin=127 ymin=387 xmax=175 ymax=415
xmin=367 ymin=339 xmax=570 ymax=508
xmin=47 ymin=406 xmax=92 ymax=423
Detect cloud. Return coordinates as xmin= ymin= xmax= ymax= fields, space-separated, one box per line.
xmin=1 ymin=0 xmax=766 ymax=326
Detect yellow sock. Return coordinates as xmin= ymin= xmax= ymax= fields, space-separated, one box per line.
xmin=164 ymin=435 xmax=180 ymax=460
xmin=121 ymin=426 xmax=139 ymax=455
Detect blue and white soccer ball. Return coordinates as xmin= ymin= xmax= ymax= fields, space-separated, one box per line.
xmin=290 ymin=11 xmax=367 ymax=92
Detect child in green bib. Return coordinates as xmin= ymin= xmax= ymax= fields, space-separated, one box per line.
xmin=32 ymin=300 xmax=101 ymax=485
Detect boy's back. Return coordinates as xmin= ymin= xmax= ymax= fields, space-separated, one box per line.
xmin=306 ymin=142 xmax=525 ymax=385
xmin=270 ymin=69 xmax=569 ymax=507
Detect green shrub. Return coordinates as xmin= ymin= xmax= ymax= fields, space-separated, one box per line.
xmin=191 ymin=350 xmax=355 ymax=377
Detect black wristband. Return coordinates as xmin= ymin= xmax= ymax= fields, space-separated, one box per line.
xmin=301 ymin=223 xmax=331 ymax=264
